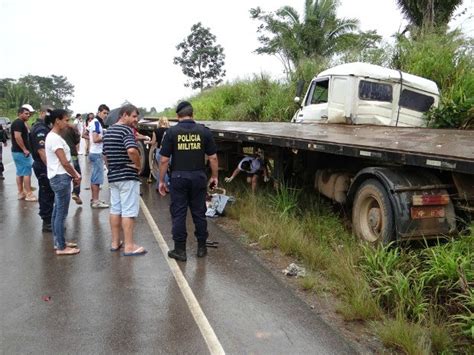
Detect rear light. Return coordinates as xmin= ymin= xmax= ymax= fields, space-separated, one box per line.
xmin=412 ymin=194 xmax=450 ymax=206
xmin=411 ymin=206 xmax=446 ymax=219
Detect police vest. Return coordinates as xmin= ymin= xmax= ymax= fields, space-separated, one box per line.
xmin=170 ymin=124 xmax=206 ymax=171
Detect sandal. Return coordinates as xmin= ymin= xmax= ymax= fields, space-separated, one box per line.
xmin=110 ymin=241 xmax=124 ymax=252
xmin=56 ymin=247 xmax=80 ymax=255
xmin=25 ymin=192 xmax=38 ymax=202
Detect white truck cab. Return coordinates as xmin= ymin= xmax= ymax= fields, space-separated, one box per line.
xmin=292 ymin=62 xmax=440 ymax=127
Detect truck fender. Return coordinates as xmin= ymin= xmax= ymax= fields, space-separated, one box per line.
xmin=347 ymin=167 xmax=456 ymax=240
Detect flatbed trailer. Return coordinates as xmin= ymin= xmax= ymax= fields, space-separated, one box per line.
xmin=137 ymin=120 xmax=474 ymax=244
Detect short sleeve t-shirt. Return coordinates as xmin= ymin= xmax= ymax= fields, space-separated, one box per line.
xmin=103 ymin=124 xmax=139 ymax=182
xmin=238 ymin=157 xmax=262 ymax=174
xmin=11 ymin=118 xmax=31 ymax=152
xmin=45 ymin=131 xmax=71 ymax=179
xmin=30 ymin=120 xmax=50 ymax=165
xmin=87 ymin=117 xmax=105 ymax=154
xmin=153 ymin=127 xmax=168 ymax=148
xmin=61 ymin=126 xmax=80 ymax=157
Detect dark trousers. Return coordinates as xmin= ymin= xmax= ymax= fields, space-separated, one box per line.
xmin=0 ymin=144 xmax=4 ymax=175
xmin=72 ymin=157 xmax=81 ymax=195
xmin=169 ymin=170 xmax=208 ymax=244
xmin=33 ymin=161 xmax=54 ymax=224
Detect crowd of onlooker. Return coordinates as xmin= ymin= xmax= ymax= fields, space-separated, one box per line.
xmin=0 ymin=104 xmax=130 ymax=255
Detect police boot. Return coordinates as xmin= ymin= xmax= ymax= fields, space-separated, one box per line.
xmin=197 ymin=240 xmax=207 ymax=258
xmin=168 ymin=242 xmax=187 ymax=262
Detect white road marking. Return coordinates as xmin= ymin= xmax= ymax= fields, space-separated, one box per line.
xmin=140 ymin=199 xmax=225 ymax=355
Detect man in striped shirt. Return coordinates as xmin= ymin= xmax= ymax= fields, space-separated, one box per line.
xmin=103 ymin=104 xmax=147 ymax=256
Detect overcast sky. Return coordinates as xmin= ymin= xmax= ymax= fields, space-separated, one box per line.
xmin=0 ymin=0 xmax=472 ymax=113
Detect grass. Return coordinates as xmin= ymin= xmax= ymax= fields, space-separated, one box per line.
xmin=159 ymin=74 xmax=296 ymax=122
xmin=223 ymin=182 xmax=474 ymax=352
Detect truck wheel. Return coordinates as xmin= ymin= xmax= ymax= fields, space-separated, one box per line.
xmin=137 ymin=140 xmax=149 ymax=176
xmin=352 ymin=179 xmax=395 ymax=244
xmin=148 ymin=146 xmax=159 ymax=180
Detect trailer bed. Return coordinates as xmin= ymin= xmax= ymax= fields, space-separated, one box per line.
xmin=204 ymin=121 xmax=474 ymax=175
xmin=139 ymin=120 xmax=474 ymax=174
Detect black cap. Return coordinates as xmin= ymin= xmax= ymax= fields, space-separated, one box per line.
xmin=176 ymin=101 xmax=192 ymax=114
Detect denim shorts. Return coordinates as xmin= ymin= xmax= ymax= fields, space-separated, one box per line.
xmin=110 ymin=180 xmax=140 ymax=217
xmin=12 ymin=152 xmax=33 ymax=176
xmin=89 ymin=153 xmax=104 ymax=185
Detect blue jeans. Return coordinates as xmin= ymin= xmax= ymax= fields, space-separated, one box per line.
xmin=155 ymin=148 xmax=170 ymax=188
xmin=89 ymin=153 xmax=104 ymax=185
xmin=50 ymin=174 xmax=72 ymax=250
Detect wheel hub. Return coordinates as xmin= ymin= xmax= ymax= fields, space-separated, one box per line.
xmin=368 ymin=207 xmax=381 ymax=233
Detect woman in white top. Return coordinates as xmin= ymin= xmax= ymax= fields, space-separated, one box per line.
xmin=45 ymin=109 xmax=82 ymax=255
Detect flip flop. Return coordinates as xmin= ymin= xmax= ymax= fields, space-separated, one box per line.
xmin=55 ymin=247 xmax=80 ymax=256
xmin=110 ymin=241 xmax=124 ymax=252
xmin=121 ymin=247 xmax=147 ymax=257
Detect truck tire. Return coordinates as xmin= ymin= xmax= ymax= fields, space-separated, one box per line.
xmin=352 ymin=179 xmax=395 ymax=244
xmin=148 ymin=146 xmax=159 ymax=180
xmin=137 ymin=140 xmax=149 ymax=176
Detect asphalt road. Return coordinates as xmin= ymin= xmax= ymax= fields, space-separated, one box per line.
xmin=0 ymin=148 xmax=356 ymax=354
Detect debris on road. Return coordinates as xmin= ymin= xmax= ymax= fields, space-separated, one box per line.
xmin=282 ymin=263 xmax=306 ymax=278
xmin=206 ymin=188 xmax=235 ymax=217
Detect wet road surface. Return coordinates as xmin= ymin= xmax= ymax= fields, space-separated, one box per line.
xmin=0 ymin=150 xmax=355 ymax=354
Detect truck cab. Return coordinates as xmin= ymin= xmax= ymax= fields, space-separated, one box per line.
xmin=292 ymin=62 xmax=440 ymax=127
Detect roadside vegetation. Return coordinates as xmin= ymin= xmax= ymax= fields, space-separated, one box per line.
xmin=159 ymin=1 xmax=474 ymax=351
xmin=223 ymin=182 xmax=473 ymax=353
xmin=159 ymin=3 xmax=474 ymax=350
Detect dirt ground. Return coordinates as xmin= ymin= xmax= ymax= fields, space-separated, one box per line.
xmin=214 ymin=217 xmax=388 ymax=354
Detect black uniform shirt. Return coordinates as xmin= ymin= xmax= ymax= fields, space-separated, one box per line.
xmin=30 ymin=119 xmax=50 ymax=165
xmin=160 ymin=120 xmax=217 ymax=171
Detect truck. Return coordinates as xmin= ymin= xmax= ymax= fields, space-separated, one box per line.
xmin=137 ymin=62 xmax=474 ymax=244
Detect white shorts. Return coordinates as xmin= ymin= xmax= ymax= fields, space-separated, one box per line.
xmin=109 ymin=180 xmax=140 ymax=217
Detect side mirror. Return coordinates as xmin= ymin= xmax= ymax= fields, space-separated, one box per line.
xmin=294 ymin=96 xmax=300 ymax=104
xmin=295 ymin=80 xmax=305 ymax=98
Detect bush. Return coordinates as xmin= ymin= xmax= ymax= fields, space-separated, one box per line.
xmin=161 ymin=75 xmax=296 ymax=121
xmin=395 ymin=30 xmax=474 ymax=128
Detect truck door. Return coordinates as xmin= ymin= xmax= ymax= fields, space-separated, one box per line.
xmin=294 ymin=78 xmax=329 ymax=123
xmin=328 ymin=77 xmax=349 ymax=123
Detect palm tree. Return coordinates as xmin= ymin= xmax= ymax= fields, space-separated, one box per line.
xmin=396 ymin=0 xmax=463 ymax=29
xmin=251 ymin=0 xmax=358 ymax=76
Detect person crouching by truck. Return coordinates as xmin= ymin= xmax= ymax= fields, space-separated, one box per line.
xmin=224 ymin=156 xmax=269 ymax=193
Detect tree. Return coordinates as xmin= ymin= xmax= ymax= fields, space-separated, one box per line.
xmin=18 ymin=75 xmax=74 ymax=109
xmin=396 ymin=0 xmax=463 ymax=30
xmin=250 ymin=0 xmax=359 ymax=76
xmin=173 ymin=22 xmax=226 ymax=91
xmin=0 ymin=75 xmax=74 ymax=115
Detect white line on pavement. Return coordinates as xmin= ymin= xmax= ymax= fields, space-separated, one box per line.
xmin=140 ymin=199 xmax=225 ymax=355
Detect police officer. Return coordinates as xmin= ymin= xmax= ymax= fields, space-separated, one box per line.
xmin=158 ymin=101 xmax=218 ymax=261
xmin=30 ymin=106 xmax=55 ymax=232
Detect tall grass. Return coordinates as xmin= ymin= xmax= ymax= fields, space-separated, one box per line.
xmin=160 ymin=74 xmax=296 ymax=121
xmin=224 ymin=183 xmax=474 ymax=352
